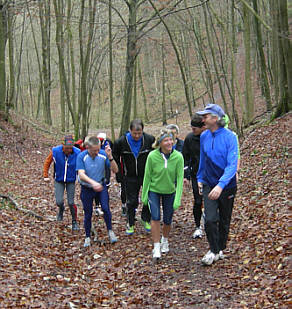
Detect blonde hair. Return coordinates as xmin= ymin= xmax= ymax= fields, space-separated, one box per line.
xmin=153 ymin=129 xmax=174 ymax=149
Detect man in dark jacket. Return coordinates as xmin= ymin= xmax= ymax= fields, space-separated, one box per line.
xmin=113 ymin=119 xmax=155 ymax=235
xmin=182 ymin=115 xmax=205 ymax=239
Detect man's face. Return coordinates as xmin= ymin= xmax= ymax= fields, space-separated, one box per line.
xmin=88 ymin=144 xmax=100 ymax=158
xmin=63 ymin=145 xmax=73 ymax=156
xmin=170 ymin=129 xmax=178 ymax=140
xmin=202 ymin=114 xmax=218 ymax=129
xmin=130 ymin=127 xmax=143 ymax=141
xmin=191 ymin=125 xmax=205 ymax=136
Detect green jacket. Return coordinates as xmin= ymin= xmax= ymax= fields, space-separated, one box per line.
xmin=141 ymin=148 xmax=184 ymax=210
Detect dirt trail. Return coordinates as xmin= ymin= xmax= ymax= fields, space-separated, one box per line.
xmin=0 ymin=113 xmax=290 ymax=308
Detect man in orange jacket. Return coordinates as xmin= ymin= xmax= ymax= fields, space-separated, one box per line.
xmin=43 ymin=135 xmax=81 ymax=231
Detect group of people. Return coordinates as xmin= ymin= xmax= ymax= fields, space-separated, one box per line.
xmin=43 ymin=103 xmax=239 ymax=265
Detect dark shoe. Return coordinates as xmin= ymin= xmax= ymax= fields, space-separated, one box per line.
xmin=57 ymin=207 xmax=64 ymax=221
xmin=72 ymin=220 xmax=79 ymax=231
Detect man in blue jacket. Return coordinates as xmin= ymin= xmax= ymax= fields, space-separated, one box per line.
xmin=43 ymin=135 xmax=81 ymax=231
xmin=196 ymin=104 xmax=238 ymax=265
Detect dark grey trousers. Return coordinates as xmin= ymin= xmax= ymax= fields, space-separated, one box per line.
xmin=203 ymin=185 xmax=237 ymax=254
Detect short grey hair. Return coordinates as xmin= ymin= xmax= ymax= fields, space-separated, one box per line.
xmin=166 ymin=124 xmax=179 ymax=134
xmin=210 ymin=113 xmax=226 ymax=127
xmin=87 ymin=136 xmax=100 ymax=146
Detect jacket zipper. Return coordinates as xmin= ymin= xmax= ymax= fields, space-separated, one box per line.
xmin=64 ymin=157 xmax=68 ymax=182
xmin=126 ymin=135 xmax=144 ymax=177
xmin=212 ymin=133 xmax=215 ymax=150
xmin=161 ymin=153 xmax=168 ymax=168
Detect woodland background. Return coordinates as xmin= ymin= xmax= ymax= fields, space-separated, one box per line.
xmin=0 ymin=0 xmax=291 ymax=308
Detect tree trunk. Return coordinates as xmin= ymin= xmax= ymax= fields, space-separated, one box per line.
xmin=0 ymin=3 xmax=7 ymax=114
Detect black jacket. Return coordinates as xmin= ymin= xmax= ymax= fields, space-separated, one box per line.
xmin=182 ymin=132 xmax=201 ymax=180
xmin=113 ymin=132 xmax=155 ymax=180
xmin=174 ymin=138 xmax=184 ymax=153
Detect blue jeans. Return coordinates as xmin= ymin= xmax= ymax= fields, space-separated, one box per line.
xmin=81 ymin=185 xmax=112 ymax=237
xmin=148 ymin=191 xmax=175 ymax=225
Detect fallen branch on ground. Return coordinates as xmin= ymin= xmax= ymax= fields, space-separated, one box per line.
xmin=0 ymin=194 xmax=54 ymax=222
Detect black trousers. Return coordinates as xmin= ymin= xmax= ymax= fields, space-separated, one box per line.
xmin=125 ymin=176 xmax=151 ymax=226
xmin=203 ymin=185 xmax=237 ymax=254
xmin=191 ymin=177 xmax=203 ymax=227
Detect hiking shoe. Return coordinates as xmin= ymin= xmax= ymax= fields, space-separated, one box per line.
xmin=160 ymin=238 xmax=169 ymax=254
xmin=108 ymin=230 xmax=117 ymax=243
xmin=121 ymin=204 xmax=127 ymax=217
xmin=126 ymin=225 xmax=134 ymax=235
xmin=84 ymin=237 xmax=91 ymax=248
xmin=141 ymin=220 xmax=151 ymax=232
xmin=193 ymin=227 xmax=203 ymax=239
xmin=152 ymin=244 xmax=161 ymax=260
xmin=72 ymin=220 xmax=79 ymax=231
xmin=201 ymin=250 xmax=219 ymax=266
xmin=219 ymin=250 xmax=225 ymax=260
xmin=95 ymin=206 xmax=104 ymax=216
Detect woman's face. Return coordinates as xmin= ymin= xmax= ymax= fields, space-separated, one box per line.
xmin=160 ymin=137 xmax=173 ymax=154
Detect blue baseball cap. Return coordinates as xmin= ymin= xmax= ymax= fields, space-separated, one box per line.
xmin=196 ymin=103 xmax=225 ymax=118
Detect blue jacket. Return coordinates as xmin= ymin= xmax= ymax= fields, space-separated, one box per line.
xmin=197 ymin=127 xmax=238 ymax=189
xmin=52 ymin=145 xmax=81 ymax=182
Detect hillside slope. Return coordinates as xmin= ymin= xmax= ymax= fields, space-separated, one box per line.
xmin=0 ymin=113 xmax=290 ymax=308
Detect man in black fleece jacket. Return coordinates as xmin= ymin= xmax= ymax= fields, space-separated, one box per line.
xmin=182 ymin=115 xmax=206 ymax=239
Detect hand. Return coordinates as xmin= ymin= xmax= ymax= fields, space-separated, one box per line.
xmin=92 ymin=182 xmax=103 ymax=192
xmin=208 ymin=185 xmax=222 ymax=200
xmin=173 ymin=203 xmax=179 ymax=211
xmin=198 ymin=182 xmax=203 ymax=195
xmin=44 ymin=178 xmax=50 ymax=182
xmin=105 ymin=145 xmax=113 ymax=159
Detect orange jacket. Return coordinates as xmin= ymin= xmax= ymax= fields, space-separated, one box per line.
xmin=43 ymin=151 xmax=53 ymax=178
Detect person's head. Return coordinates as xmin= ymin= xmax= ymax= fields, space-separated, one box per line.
xmin=87 ymin=136 xmax=100 ymax=158
xmin=97 ymin=132 xmax=107 ymax=145
xmin=190 ymin=114 xmax=205 ymax=136
xmin=196 ymin=103 xmax=225 ymax=131
xmin=153 ymin=129 xmax=174 ymax=154
xmin=83 ymin=136 xmax=91 ymax=149
xmin=63 ymin=135 xmax=74 ymax=155
xmin=130 ymin=119 xmax=144 ymax=141
xmin=166 ymin=124 xmax=179 ymax=140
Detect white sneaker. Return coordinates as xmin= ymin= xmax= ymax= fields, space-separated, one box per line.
xmin=108 ymin=230 xmax=117 ymax=243
xmin=152 ymin=244 xmax=161 ymax=260
xmin=95 ymin=206 xmax=104 ymax=216
xmin=219 ymin=250 xmax=225 ymax=260
xmin=201 ymin=250 xmax=219 ymax=265
xmin=193 ymin=227 xmax=203 ymax=239
xmin=84 ymin=237 xmax=91 ymax=247
xmin=160 ymin=238 xmax=169 ymax=253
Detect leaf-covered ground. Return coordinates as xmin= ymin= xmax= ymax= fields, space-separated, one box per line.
xmin=0 ymin=114 xmax=290 ymax=308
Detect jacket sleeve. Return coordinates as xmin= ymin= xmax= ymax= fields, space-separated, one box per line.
xmin=141 ymin=155 xmax=152 ymax=206
xmin=182 ymin=137 xmax=191 ymax=179
xmin=217 ymin=134 xmax=238 ymax=189
xmin=43 ymin=150 xmax=53 ymax=178
xmin=196 ymin=134 xmax=206 ymax=184
xmin=173 ymin=154 xmax=184 ymax=210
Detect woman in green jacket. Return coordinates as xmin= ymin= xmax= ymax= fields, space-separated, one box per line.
xmin=142 ymin=129 xmax=184 ymax=261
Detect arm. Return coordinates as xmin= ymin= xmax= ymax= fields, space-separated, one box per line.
xmin=104 ymin=144 xmax=118 ymax=173
xmin=173 ymin=155 xmax=184 ymax=210
xmin=78 ymin=169 xmax=103 ymax=192
xmin=182 ymin=137 xmax=191 ymax=180
xmin=112 ymin=138 xmax=123 ymax=179
xmin=141 ymin=155 xmax=152 ymax=206
xmin=43 ymin=150 xmax=53 ymax=179
xmin=217 ymin=134 xmax=238 ymax=189
xmin=208 ymin=134 xmax=238 ymax=200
